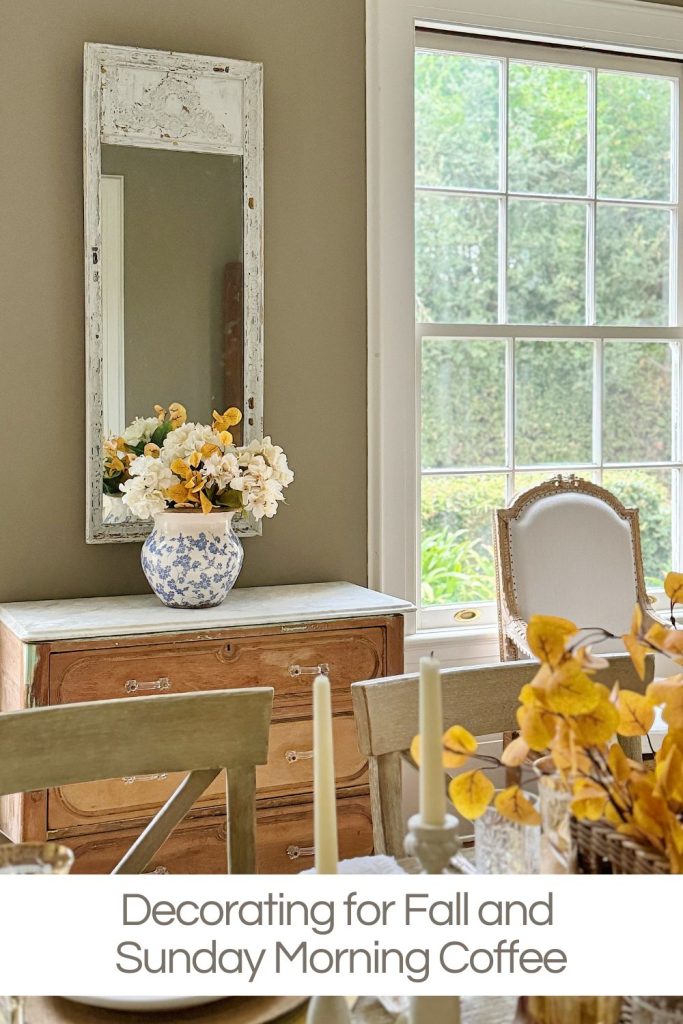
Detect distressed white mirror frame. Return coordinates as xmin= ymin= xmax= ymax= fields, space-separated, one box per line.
xmin=84 ymin=42 xmax=264 ymax=543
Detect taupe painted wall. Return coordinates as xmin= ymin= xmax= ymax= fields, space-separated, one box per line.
xmin=0 ymin=0 xmax=367 ymax=602
xmin=101 ymin=146 xmax=243 ymax=423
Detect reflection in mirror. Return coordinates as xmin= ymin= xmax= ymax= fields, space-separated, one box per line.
xmin=100 ymin=147 xmax=244 ymax=527
xmin=100 ymin=146 xmax=244 ymax=437
xmin=96 ymin=147 xmax=245 ymax=524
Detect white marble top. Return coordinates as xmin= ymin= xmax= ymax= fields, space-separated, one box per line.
xmin=0 ymin=582 xmax=415 ymax=643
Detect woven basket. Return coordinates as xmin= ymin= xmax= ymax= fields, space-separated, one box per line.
xmin=571 ymin=818 xmax=670 ymax=874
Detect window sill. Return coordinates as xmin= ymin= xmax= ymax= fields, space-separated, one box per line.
xmin=404 ymin=624 xmax=501 ymax=669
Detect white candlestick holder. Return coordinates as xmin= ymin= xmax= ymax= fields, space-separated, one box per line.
xmin=404 ymin=813 xmax=460 ymax=874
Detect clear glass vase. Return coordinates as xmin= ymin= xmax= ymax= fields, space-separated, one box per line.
xmin=0 ymin=842 xmax=74 ymax=875
xmin=533 ymin=755 xmax=575 ymax=871
xmin=474 ymin=796 xmax=541 ymax=874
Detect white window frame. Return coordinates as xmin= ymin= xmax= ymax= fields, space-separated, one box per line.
xmin=367 ymin=0 xmax=683 ymax=662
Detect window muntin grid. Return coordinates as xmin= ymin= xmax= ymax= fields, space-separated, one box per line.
xmin=415 ymin=33 xmax=683 ymax=630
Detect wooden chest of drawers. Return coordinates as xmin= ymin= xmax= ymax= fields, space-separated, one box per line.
xmin=0 ymin=582 xmax=409 ymax=873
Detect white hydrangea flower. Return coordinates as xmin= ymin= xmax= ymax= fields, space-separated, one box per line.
xmin=119 ymin=455 xmax=176 ymax=520
xmin=122 ymin=416 xmax=160 ymax=448
xmin=201 ymin=451 xmax=240 ymax=491
xmin=120 ymin=477 xmax=168 ymax=519
xmin=129 ymin=454 xmax=175 ymax=489
xmin=237 ymin=437 xmax=294 ymax=487
xmin=161 ymin=423 xmax=218 ymax=464
xmin=262 ymin=437 xmax=294 ymax=486
xmin=231 ymin=453 xmax=286 ymax=520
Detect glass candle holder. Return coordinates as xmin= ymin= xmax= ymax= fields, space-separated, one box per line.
xmin=525 ymin=997 xmax=621 ymax=1024
xmin=0 ymin=997 xmax=23 ymax=1024
xmin=0 ymin=842 xmax=74 ymax=875
xmin=533 ymin=755 xmax=574 ymax=871
xmin=631 ymin=998 xmax=683 ymax=1024
xmin=474 ymin=796 xmax=541 ymax=874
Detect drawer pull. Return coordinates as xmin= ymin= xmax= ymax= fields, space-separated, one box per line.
xmin=125 ymin=676 xmax=171 ymax=694
xmin=286 ymin=844 xmax=315 ymax=861
xmin=288 ymin=663 xmax=330 ymax=678
xmin=285 ymin=749 xmax=314 ymax=765
xmin=122 ymin=773 xmax=168 ymax=785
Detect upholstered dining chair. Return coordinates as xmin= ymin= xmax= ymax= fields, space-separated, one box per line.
xmin=351 ymin=655 xmax=652 ymax=858
xmin=0 ymin=688 xmax=273 ymax=874
xmin=492 ymin=474 xmax=661 ymax=661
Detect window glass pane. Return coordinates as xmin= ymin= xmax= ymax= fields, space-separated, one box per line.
xmin=597 ymin=71 xmax=675 ymax=202
xmin=421 ymin=338 xmax=507 ymax=468
xmin=515 ymin=340 xmax=594 ymax=465
xmin=416 ymin=193 xmax=499 ymax=323
xmin=507 ymin=200 xmax=587 ymax=325
xmin=421 ymin=474 xmax=505 ymax=606
xmin=508 ymin=61 xmax=589 ymax=197
xmin=602 ymin=469 xmax=672 ymax=588
xmin=603 ymin=341 xmax=673 ymax=463
xmin=415 ymin=50 xmax=501 ymax=191
xmin=596 ymin=205 xmax=671 ymax=326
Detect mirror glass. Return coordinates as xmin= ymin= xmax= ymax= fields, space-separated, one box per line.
xmin=100 ymin=146 xmax=244 ymax=440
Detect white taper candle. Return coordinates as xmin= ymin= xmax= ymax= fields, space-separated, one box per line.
xmin=313 ymin=673 xmax=339 ymax=874
xmin=419 ymin=655 xmax=446 ymax=826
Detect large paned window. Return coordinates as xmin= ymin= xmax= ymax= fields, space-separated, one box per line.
xmin=416 ymin=32 xmax=683 ymax=629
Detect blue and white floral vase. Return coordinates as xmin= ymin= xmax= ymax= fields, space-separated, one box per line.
xmin=141 ymin=509 xmax=244 ymax=609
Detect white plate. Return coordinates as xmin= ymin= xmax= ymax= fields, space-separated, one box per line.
xmin=68 ymin=996 xmax=226 ymax=1013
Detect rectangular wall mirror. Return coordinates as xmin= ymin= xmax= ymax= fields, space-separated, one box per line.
xmin=84 ymin=43 xmax=263 ymax=542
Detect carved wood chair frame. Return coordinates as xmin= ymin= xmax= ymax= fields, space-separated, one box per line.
xmin=493 ymin=473 xmax=658 ymax=662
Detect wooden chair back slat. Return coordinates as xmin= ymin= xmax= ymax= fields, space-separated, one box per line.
xmin=0 ymin=688 xmax=273 ymax=874
xmin=352 ymin=654 xmax=653 ymax=856
xmin=0 ymin=689 xmax=272 ymax=796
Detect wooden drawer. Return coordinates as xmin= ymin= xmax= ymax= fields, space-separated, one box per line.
xmin=68 ymin=814 xmax=229 ymax=874
xmin=49 ymin=627 xmax=385 ymax=719
xmin=47 ymin=715 xmax=367 ymax=830
xmin=67 ymin=795 xmax=374 ymax=874
xmin=256 ymin=796 xmax=373 ymax=874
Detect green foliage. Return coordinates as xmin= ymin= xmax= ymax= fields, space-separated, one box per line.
xmin=603 ymin=470 xmax=671 ymax=588
xmin=421 ymin=528 xmax=494 ymax=605
xmin=421 ymin=471 xmax=671 ymax=606
xmin=103 ymin=473 xmax=125 ymax=496
xmin=150 ymin=420 xmax=173 ymax=449
xmin=422 ymin=475 xmax=503 ymax=605
xmin=416 ymin=51 xmax=676 ymax=607
xmin=421 ymin=338 xmax=505 ymax=469
xmin=415 ymin=53 xmax=674 ymax=326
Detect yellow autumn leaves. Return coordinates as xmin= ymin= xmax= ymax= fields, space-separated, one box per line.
xmin=154 ymin=402 xmax=188 ymax=429
xmin=212 ymin=406 xmax=242 ymax=446
xmin=410 ymin=590 xmax=683 ymax=870
xmin=410 ymin=724 xmax=541 ymax=826
xmin=162 ymin=407 xmax=243 ymax=514
xmin=508 ymin=611 xmax=683 ymax=871
xmin=167 ymin=453 xmax=214 ymax=514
